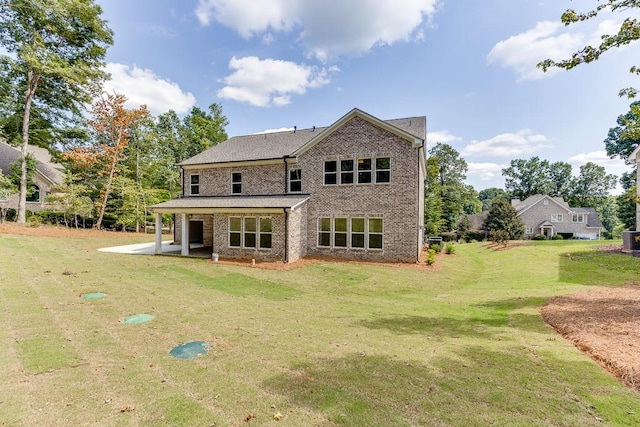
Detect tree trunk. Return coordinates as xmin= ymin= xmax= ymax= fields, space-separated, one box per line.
xmin=17 ymin=70 xmax=40 ymax=224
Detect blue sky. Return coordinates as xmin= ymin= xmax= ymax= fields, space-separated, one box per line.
xmin=96 ymin=0 xmax=640 ymax=192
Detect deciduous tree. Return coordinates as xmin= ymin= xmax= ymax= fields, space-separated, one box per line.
xmin=538 ymin=0 xmax=640 ymax=98
xmin=0 ymin=0 xmax=113 ymax=223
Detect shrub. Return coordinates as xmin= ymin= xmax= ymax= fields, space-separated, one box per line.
xmin=532 ymin=234 xmax=546 ymax=241
xmin=466 ymin=230 xmax=487 ymax=242
xmin=430 ymin=243 xmax=442 ymax=253
xmin=27 ymin=215 xmax=42 ymax=227
xmin=440 ymin=232 xmax=458 ymax=242
xmin=552 ymin=234 xmax=564 ymax=240
xmin=425 ymin=249 xmax=436 ymax=265
xmin=444 ymin=243 xmax=456 ymax=254
xmin=489 ymin=229 xmax=510 ymax=246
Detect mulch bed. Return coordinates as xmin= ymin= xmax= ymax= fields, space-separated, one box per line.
xmin=541 ymin=282 xmax=640 ymax=392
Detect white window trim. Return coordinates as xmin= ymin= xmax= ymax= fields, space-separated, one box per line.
xmin=551 ymin=214 xmax=563 ymax=223
xmin=572 ymin=213 xmax=585 ymax=223
xmin=229 ymin=216 xmax=272 ymax=250
xmin=323 ymin=160 xmax=338 ymax=186
xmin=323 ymin=156 xmax=391 ymax=186
xmin=317 ymin=215 xmax=383 ymax=250
xmin=189 ymin=174 xmax=200 ymax=196
xmin=525 ymin=227 xmax=534 ymax=234
xmin=231 ymin=172 xmax=242 ymax=194
xmin=289 ymin=169 xmax=302 ymax=193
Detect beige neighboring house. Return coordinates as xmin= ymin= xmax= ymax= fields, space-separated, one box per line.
xmin=151 ymin=108 xmax=426 ymax=263
xmin=512 ymin=195 xmax=603 ymax=240
xmin=0 ymin=141 xmax=65 ymax=215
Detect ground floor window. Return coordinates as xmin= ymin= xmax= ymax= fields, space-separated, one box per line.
xmin=525 ymin=227 xmax=534 ymax=234
xmin=317 ymin=215 xmax=383 ymax=250
xmin=229 ymin=216 xmax=272 ymax=249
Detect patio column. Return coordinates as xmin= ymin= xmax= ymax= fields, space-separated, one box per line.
xmin=154 ymin=212 xmax=163 ymax=254
xmin=181 ymin=213 xmax=189 ymax=256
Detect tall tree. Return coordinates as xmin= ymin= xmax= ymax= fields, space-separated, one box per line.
xmin=567 ymin=162 xmax=618 ymax=207
xmin=618 ymin=171 xmax=637 ymax=229
xmin=424 ymin=156 xmax=445 ymax=236
xmin=538 ymin=0 xmax=640 ymax=98
xmin=605 ymin=101 xmax=640 ymax=162
xmin=502 ymin=157 xmax=553 ymax=199
xmin=0 ymin=0 xmax=113 ymax=223
xmin=483 ymin=198 xmax=525 ymax=240
xmin=428 ymin=143 xmax=472 ymax=231
xmin=548 ymin=161 xmax=573 ymax=197
xmin=478 ymin=187 xmax=507 ymax=211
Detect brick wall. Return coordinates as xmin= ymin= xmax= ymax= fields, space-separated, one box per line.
xmin=187 ymin=163 xmax=285 ymax=196
xmin=296 ymin=116 xmax=422 ymax=262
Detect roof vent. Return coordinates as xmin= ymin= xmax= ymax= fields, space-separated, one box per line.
xmin=293 ymin=126 xmax=297 ymax=133
xmin=312 ymin=126 xmax=316 ymax=132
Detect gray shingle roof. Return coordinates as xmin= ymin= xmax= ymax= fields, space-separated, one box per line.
xmin=180 ymin=110 xmax=426 ymax=166
xmin=0 ymin=141 xmax=64 ymax=185
xmin=151 ymin=195 xmax=310 ymax=213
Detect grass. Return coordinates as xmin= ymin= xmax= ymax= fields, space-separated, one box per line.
xmin=1 ymin=232 xmax=640 ymax=426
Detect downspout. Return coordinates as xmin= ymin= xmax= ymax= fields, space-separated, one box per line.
xmin=283 ymin=156 xmax=289 ymax=193
xmin=283 ymin=208 xmax=289 ymax=263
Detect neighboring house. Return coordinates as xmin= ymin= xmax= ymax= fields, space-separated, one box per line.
xmin=151 ymin=108 xmax=426 ymax=263
xmin=0 ymin=141 xmax=65 ymax=215
xmin=512 ymin=195 xmax=603 ymax=240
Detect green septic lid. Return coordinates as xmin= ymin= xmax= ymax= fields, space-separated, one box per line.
xmin=122 ymin=314 xmax=154 ymax=324
xmin=81 ymin=292 xmax=107 ymax=299
xmin=170 ymin=341 xmax=210 ymax=359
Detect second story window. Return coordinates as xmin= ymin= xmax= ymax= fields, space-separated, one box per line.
xmin=551 ymin=214 xmax=563 ymax=223
xmin=190 ymin=175 xmax=200 ymax=195
xmin=340 ymin=160 xmax=354 ymax=184
xmin=232 ymin=172 xmax=242 ymax=194
xmin=357 ymin=158 xmax=372 ymax=184
xmin=572 ymin=213 xmax=585 ymax=223
xmin=324 ymin=160 xmax=337 ymax=185
xmin=289 ymin=169 xmax=302 ymax=192
xmin=376 ymin=157 xmax=390 ymax=183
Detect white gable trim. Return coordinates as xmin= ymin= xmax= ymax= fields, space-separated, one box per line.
xmin=291 ymin=108 xmax=424 ymax=157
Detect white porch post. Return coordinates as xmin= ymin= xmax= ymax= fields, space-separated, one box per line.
xmin=181 ymin=213 xmax=189 ymax=256
xmin=154 ymin=212 xmax=163 ymax=254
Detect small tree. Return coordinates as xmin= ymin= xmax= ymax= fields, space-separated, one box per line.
xmin=483 ymin=198 xmax=525 ymax=240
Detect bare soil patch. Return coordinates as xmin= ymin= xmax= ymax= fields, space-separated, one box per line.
xmin=541 ymin=283 xmax=640 ymax=392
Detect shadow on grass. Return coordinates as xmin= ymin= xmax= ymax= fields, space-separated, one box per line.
xmin=358 ymin=315 xmax=508 ymax=339
xmin=263 ymin=346 xmax=632 ymax=426
xmin=558 ymin=250 xmax=640 ymax=286
xmin=157 ymin=265 xmax=301 ymax=300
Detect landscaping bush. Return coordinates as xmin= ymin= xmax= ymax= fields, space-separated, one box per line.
xmin=532 ymin=234 xmax=546 ymax=241
xmin=466 ymin=230 xmax=487 ymax=242
xmin=552 ymin=234 xmax=564 ymax=240
xmin=489 ymin=229 xmax=510 ymax=246
xmin=425 ymin=248 xmax=436 ymax=265
xmin=27 ymin=214 xmax=42 ymax=227
xmin=440 ymin=232 xmax=458 ymax=242
xmin=444 ymin=242 xmax=456 ymax=254
xmin=430 ymin=243 xmax=442 ymax=253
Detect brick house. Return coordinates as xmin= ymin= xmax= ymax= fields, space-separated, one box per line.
xmin=512 ymin=195 xmax=603 ymax=240
xmin=0 ymin=141 xmax=64 ymax=217
xmin=151 ymin=108 xmax=426 ymax=262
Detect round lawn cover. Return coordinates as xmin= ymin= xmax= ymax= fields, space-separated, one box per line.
xmin=81 ymin=292 xmax=107 ymax=299
xmin=122 ymin=314 xmax=154 ymax=324
xmin=170 ymin=341 xmax=210 ymax=359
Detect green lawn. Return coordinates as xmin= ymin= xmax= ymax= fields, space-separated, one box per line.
xmin=1 ymin=232 xmax=639 ymax=426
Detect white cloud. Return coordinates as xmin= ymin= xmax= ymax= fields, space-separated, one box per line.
xmin=217 ymin=56 xmax=335 ymax=107
xmin=427 ymin=129 xmax=462 ymax=145
xmin=487 ymin=21 xmax=583 ymax=80
xmin=467 ymin=162 xmax=507 ymax=181
xmin=462 ymin=129 xmax=552 ymax=157
xmin=568 ymin=150 xmax=629 ymax=176
xmin=103 ymin=63 xmax=196 ymax=115
xmin=487 ymin=17 xmax=630 ymax=81
xmin=195 ymin=0 xmax=439 ymax=60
